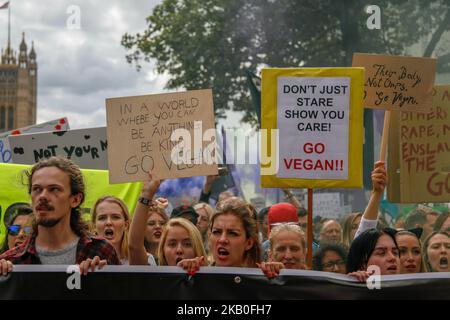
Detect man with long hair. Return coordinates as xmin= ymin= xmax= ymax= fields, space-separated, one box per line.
xmin=1 ymin=157 xmax=120 ymax=276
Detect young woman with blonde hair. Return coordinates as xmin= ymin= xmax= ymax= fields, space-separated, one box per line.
xmin=158 ymin=218 xmax=207 ymax=266
xmin=92 ymin=196 xmax=130 ymax=264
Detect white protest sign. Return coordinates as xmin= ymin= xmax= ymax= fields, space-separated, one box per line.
xmin=0 ymin=118 xmax=69 ymax=163
xmin=304 ymin=192 xmax=343 ymax=219
xmin=277 ymin=77 xmax=350 ymax=180
xmin=9 ymin=127 xmax=107 ymax=169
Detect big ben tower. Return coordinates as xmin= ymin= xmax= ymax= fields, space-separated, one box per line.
xmin=0 ymin=2 xmax=37 ymax=133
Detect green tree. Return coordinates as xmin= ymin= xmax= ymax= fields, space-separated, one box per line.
xmin=122 ymin=0 xmax=450 ymax=126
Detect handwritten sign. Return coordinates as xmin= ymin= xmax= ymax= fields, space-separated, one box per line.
xmin=388 ymin=85 xmax=450 ymax=203
xmin=304 ymin=192 xmax=344 ymax=219
xmin=352 ymin=53 xmax=436 ymax=112
xmin=8 ymin=127 xmax=108 ymax=170
xmin=0 ymin=118 xmax=69 ymax=163
xmin=261 ymin=68 xmax=364 ymax=189
xmin=106 ymin=89 xmax=218 ymax=184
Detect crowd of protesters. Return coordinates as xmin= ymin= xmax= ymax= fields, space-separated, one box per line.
xmin=1 ymin=156 xmax=449 ymax=282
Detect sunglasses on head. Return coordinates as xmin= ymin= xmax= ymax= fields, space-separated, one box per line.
xmin=270 ymin=222 xmax=299 ymax=228
xmin=7 ymin=225 xmax=32 ymax=236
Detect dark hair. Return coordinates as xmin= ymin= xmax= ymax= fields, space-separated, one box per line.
xmin=6 ymin=205 xmax=33 ymax=228
xmin=313 ymin=243 xmax=347 ymax=271
xmin=434 ymin=212 xmax=450 ymax=232
xmin=297 ymin=207 xmax=307 ymax=218
xmin=346 ymin=228 xmax=399 ymax=273
xmin=257 ymin=206 xmax=270 ymax=222
xmin=0 ymin=205 xmax=33 ymax=254
xmin=25 ymin=156 xmax=87 ymax=237
xmin=3 ymin=202 xmax=31 ymax=227
xmin=404 ymin=209 xmax=427 ymax=229
xmin=396 ymin=228 xmax=425 ymax=272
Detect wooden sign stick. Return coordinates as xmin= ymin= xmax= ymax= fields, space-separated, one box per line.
xmin=307 ymin=188 xmax=313 ymax=269
xmin=379 ymin=110 xmax=391 ymax=161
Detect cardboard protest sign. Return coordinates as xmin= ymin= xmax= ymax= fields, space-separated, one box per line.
xmin=388 ymin=85 xmax=450 ymax=203
xmin=106 ymin=89 xmax=218 ymax=184
xmin=352 ymin=53 xmax=436 ymax=112
xmin=0 ymin=118 xmax=69 ymax=164
xmin=261 ymin=68 xmax=364 ymax=188
xmin=9 ymin=127 xmax=107 ymax=170
xmin=0 ymin=163 xmax=142 ymax=246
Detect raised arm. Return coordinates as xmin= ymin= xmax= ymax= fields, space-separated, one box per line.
xmin=354 ymin=161 xmax=387 ymax=239
xmin=128 ymin=173 xmax=161 ymax=265
xmin=282 ymin=189 xmax=303 ymax=208
xmin=199 ymin=175 xmax=219 ymax=203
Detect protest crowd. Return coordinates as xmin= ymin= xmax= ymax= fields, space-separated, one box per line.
xmin=1 ymin=156 xmax=449 ymax=284
xmin=1 ymin=41 xmax=450 ymax=299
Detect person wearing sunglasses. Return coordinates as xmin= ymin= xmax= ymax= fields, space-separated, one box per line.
xmin=0 ymin=206 xmax=33 ymax=254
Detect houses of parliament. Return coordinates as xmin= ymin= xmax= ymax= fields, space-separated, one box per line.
xmin=0 ymin=32 xmax=37 ymax=133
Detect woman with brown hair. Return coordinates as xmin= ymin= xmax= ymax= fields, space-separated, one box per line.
xmin=423 ymin=231 xmax=450 ymax=272
xmin=209 ymin=197 xmax=261 ymax=267
xmin=0 ymin=206 xmax=33 ymax=254
xmin=128 ymin=174 xmax=167 ymax=266
xmin=396 ymin=228 xmax=424 ymax=274
xmin=178 ymin=197 xmax=261 ymax=274
xmin=144 ymin=206 xmax=168 ymax=263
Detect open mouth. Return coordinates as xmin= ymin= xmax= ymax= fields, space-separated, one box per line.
xmin=440 ymin=257 xmax=448 ymax=268
xmin=217 ymin=247 xmax=229 ymax=260
xmin=153 ymin=231 xmax=162 ymax=238
xmin=104 ymin=229 xmax=114 ymax=239
xmin=14 ymin=240 xmax=25 ymax=247
xmin=387 ymin=265 xmax=397 ymax=273
xmin=175 ymin=257 xmax=183 ymax=264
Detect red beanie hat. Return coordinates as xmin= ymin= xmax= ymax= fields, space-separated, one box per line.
xmin=268 ymin=202 xmax=298 ymax=234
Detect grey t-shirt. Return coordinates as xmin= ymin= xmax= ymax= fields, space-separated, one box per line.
xmin=36 ymin=237 xmax=80 ymax=265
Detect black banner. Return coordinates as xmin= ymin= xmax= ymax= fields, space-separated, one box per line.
xmin=0 ymin=266 xmax=449 ymax=300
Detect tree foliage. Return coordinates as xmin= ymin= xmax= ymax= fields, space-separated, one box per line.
xmin=122 ymin=0 xmax=450 ymax=126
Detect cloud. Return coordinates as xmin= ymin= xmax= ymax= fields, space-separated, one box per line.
xmin=0 ymin=0 xmax=165 ymax=128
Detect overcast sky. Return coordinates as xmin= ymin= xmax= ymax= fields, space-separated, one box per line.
xmin=0 ymin=0 xmax=176 ymax=129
